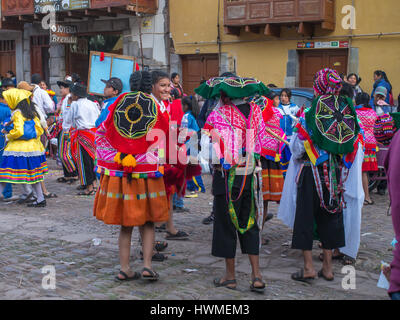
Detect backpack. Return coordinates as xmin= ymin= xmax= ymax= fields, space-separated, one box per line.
xmin=374 ymin=114 xmax=395 ymax=145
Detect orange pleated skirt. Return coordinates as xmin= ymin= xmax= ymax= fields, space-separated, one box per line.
xmin=94 ymin=175 xmax=169 ymax=226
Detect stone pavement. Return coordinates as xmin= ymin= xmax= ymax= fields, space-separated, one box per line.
xmin=0 ymin=161 xmax=395 ymax=300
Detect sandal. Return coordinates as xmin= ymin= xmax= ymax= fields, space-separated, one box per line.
xmin=57 ymin=177 xmax=68 ymax=183
xmin=140 ymin=252 xmax=168 ymax=262
xmin=44 ymin=193 xmax=58 ymax=199
xmin=364 ymin=199 xmax=374 ymax=205
xmin=213 ymin=278 xmax=237 ymax=290
xmin=115 ymin=270 xmax=141 ymax=282
xmin=291 ymin=269 xmax=316 ymax=284
xmin=67 ymin=179 xmax=78 ymax=185
xmin=77 ymin=190 xmax=96 ymax=196
xmin=318 ymin=269 xmax=334 ymax=281
xmin=319 ymin=252 xmax=345 ymax=262
xmin=77 ymin=185 xmax=86 ymax=191
xmin=250 ymin=278 xmax=266 ymax=294
xmin=142 ymin=267 xmax=159 ymax=281
xmin=155 ymin=241 xmax=168 ymax=252
xmin=165 ymin=230 xmax=189 ymax=240
xmin=342 ymin=255 xmax=356 ymax=265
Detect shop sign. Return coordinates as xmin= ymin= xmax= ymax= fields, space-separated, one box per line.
xmin=297 ymin=41 xmax=349 ymax=49
xmin=34 ymin=0 xmax=90 ymax=13
xmin=50 ymin=24 xmax=78 ymax=44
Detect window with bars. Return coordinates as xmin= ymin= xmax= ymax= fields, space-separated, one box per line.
xmin=30 ymin=35 xmax=50 ymax=47
xmin=0 ymin=40 xmax=15 ymax=52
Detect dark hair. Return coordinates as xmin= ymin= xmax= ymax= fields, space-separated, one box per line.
xmin=0 ymin=88 xmax=4 ymax=99
xmin=340 ymin=82 xmax=354 ymax=98
xmin=17 ymin=99 xmax=39 ymax=120
xmin=130 ymin=71 xmax=152 ymax=94
xmin=266 ymin=91 xmax=278 ymax=100
xmin=267 ymin=84 xmax=278 ymax=88
xmin=171 ymin=73 xmax=179 ymax=81
xmin=280 ymin=88 xmax=292 ymax=100
xmin=31 ymin=73 xmax=42 ymax=85
xmin=374 ymin=70 xmax=392 ymax=90
xmin=355 ymin=92 xmax=371 ymax=108
xmin=170 ymin=88 xmax=180 ymax=100
xmin=7 ymin=70 xmax=15 ymax=77
xmin=219 ymin=72 xmax=236 ymax=78
xmin=182 ymin=96 xmax=199 ymax=118
xmin=347 ymin=73 xmax=362 ymax=85
xmin=71 ymin=73 xmax=81 ymax=84
xmin=152 ymin=70 xmax=170 ymax=85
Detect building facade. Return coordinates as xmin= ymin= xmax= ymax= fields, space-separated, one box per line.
xmin=0 ymin=0 xmax=170 ymax=95
xmin=169 ymin=0 xmax=400 ymax=95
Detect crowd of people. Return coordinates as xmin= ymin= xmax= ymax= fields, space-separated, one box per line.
xmin=0 ymin=67 xmax=399 ymax=299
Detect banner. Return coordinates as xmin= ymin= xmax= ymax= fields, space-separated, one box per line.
xmin=34 ymin=0 xmax=90 ymax=13
xmin=50 ymin=24 xmax=78 ymax=44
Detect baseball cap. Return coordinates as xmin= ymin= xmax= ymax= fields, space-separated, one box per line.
xmin=374 ymin=86 xmax=388 ymax=99
xmin=101 ymin=77 xmax=123 ymax=93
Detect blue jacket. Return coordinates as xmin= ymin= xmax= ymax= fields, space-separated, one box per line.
xmin=181 ymin=111 xmax=200 ymax=156
xmin=370 ymin=79 xmax=392 ymax=106
xmin=0 ymin=102 xmax=11 ymax=151
xmin=95 ymin=97 xmax=118 ymax=128
xmin=277 ymin=103 xmax=299 ymax=139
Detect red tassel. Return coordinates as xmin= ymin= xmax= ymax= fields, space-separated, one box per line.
xmin=135 ymin=62 xmax=140 ymax=71
xmin=100 ymin=52 xmax=105 ymax=62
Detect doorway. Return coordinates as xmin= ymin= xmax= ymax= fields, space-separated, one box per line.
xmin=181 ymin=54 xmax=219 ymax=95
xmin=0 ymin=40 xmax=16 ymax=79
xmin=299 ymin=49 xmax=348 ymax=87
xmin=30 ymin=35 xmax=50 ymax=84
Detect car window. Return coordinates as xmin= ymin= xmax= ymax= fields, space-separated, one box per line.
xmin=291 ymin=95 xmax=312 ymax=108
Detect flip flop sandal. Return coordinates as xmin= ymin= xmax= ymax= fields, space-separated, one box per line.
xmin=291 ymin=269 xmax=315 ymax=284
xmin=76 ymin=185 xmax=87 ymax=191
xmin=44 ymin=193 xmax=58 ymax=199
xmin=142 ymin=268 xmax=159 ymax=281
xmin=115 ymin=270 xmax=141 ymax=282
xmin=250 ymin=278 xmax=266 ymax=294
xmin=155 ymin=241 xmax=168 ymax=252
xmin=318 ymin=269 xmax=334 ymax=281
xmin=213 ymin=278 xmax=237 ymax=290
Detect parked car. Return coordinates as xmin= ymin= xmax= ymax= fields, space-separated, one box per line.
xmin=271 ymin=88 xmax=314 ymax=109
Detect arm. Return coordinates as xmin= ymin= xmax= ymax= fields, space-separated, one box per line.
xmin=6 ymin=111 xmax=24 ymax=141
xmin=41 ymin=90 xmax=55 ymax=114
xmin=290 ymin=133 xmax=306 ymax=160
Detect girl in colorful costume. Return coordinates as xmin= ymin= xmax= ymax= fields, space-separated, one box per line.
xmin=94 ymin=71 xmax=170 ymax=281
xmin=0 ymin=88 xmax=48 ymax=207
xmin=278 ymin=68 xmax=365 ymax=282
xmin=355 ymin=92 xmax=378 ymax=205
xmin=197 ymin=76 xmax=270 ymax=293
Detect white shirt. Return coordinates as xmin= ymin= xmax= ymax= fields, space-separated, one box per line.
xmin=70 ymin=98 xmax=100 ymax=130
xmin=32 ymin=85 xmax=55 ymax=116
xmin=61 ymin=94 xmax=73 ymax=131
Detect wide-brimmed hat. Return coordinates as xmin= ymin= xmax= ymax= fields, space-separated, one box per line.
xmin=70 ymin=83 xmax=88 ymax=98
xmin=17 ymin=81 xmax=35 ymax=92
xmin=374 ymin=86 xmax=388 ymax=99
xmin=1 ymin=78 xmax=16 ymax=88
xmin=57 ymin=79 xmax=73 ymax=88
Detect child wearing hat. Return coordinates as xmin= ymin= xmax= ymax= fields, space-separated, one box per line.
xmin=374 ymin=86 xmax=390 ymax=115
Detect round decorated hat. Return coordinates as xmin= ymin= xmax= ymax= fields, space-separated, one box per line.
xmin=305 ymin=95 xmax=360 ymax=155
xmin=195 ymin=76 xmax=270 ymax=99
xmin=104 ymin=91 xmax=166 ymax=169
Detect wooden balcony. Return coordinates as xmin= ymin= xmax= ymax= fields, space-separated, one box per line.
xmin=1 ymin=0 xmax=158 ymax=30
xmin=224 ymin=0 xmax=335 ymax=37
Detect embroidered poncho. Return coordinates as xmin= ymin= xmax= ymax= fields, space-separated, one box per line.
xmin=355 ymin=106 xmax=378 ymax=148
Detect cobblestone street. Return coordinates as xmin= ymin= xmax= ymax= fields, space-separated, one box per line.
xmin=0 ymin=161 xmax=395 ymax=300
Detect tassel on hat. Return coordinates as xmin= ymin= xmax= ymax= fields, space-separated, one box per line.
xmin=114 ymin=152 xmax=137 ymax=168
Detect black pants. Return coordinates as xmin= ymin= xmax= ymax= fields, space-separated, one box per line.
xmin=212 ymin=188 xmax=260 ymax=259
xmin=292 ymin=166 xmax=345 ymax=251
xmin=79 ymin=145 xmax=96 ymax=187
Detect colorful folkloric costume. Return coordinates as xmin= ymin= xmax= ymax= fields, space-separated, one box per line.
xmin=0 ymin=89 xmax=48 ymax=184
xmin=196 ymin=77 xmax=269 ymax=259
xmin=277 ymin=102 xmax=300 ymax=141
xmin=252 ymin=96 xmax=285 ymax=202
xmin=69 ymin=96 xmax=99 ymax=187
xmin=384 ymin=118 xmax=400 ymax=297
xmin=278 ymin=69 xmax=365 ymax=259
xmin=355 ymin=105 xmax=378 ymax=172
xmin=94 ymin=91 xmax=169 ymax=226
